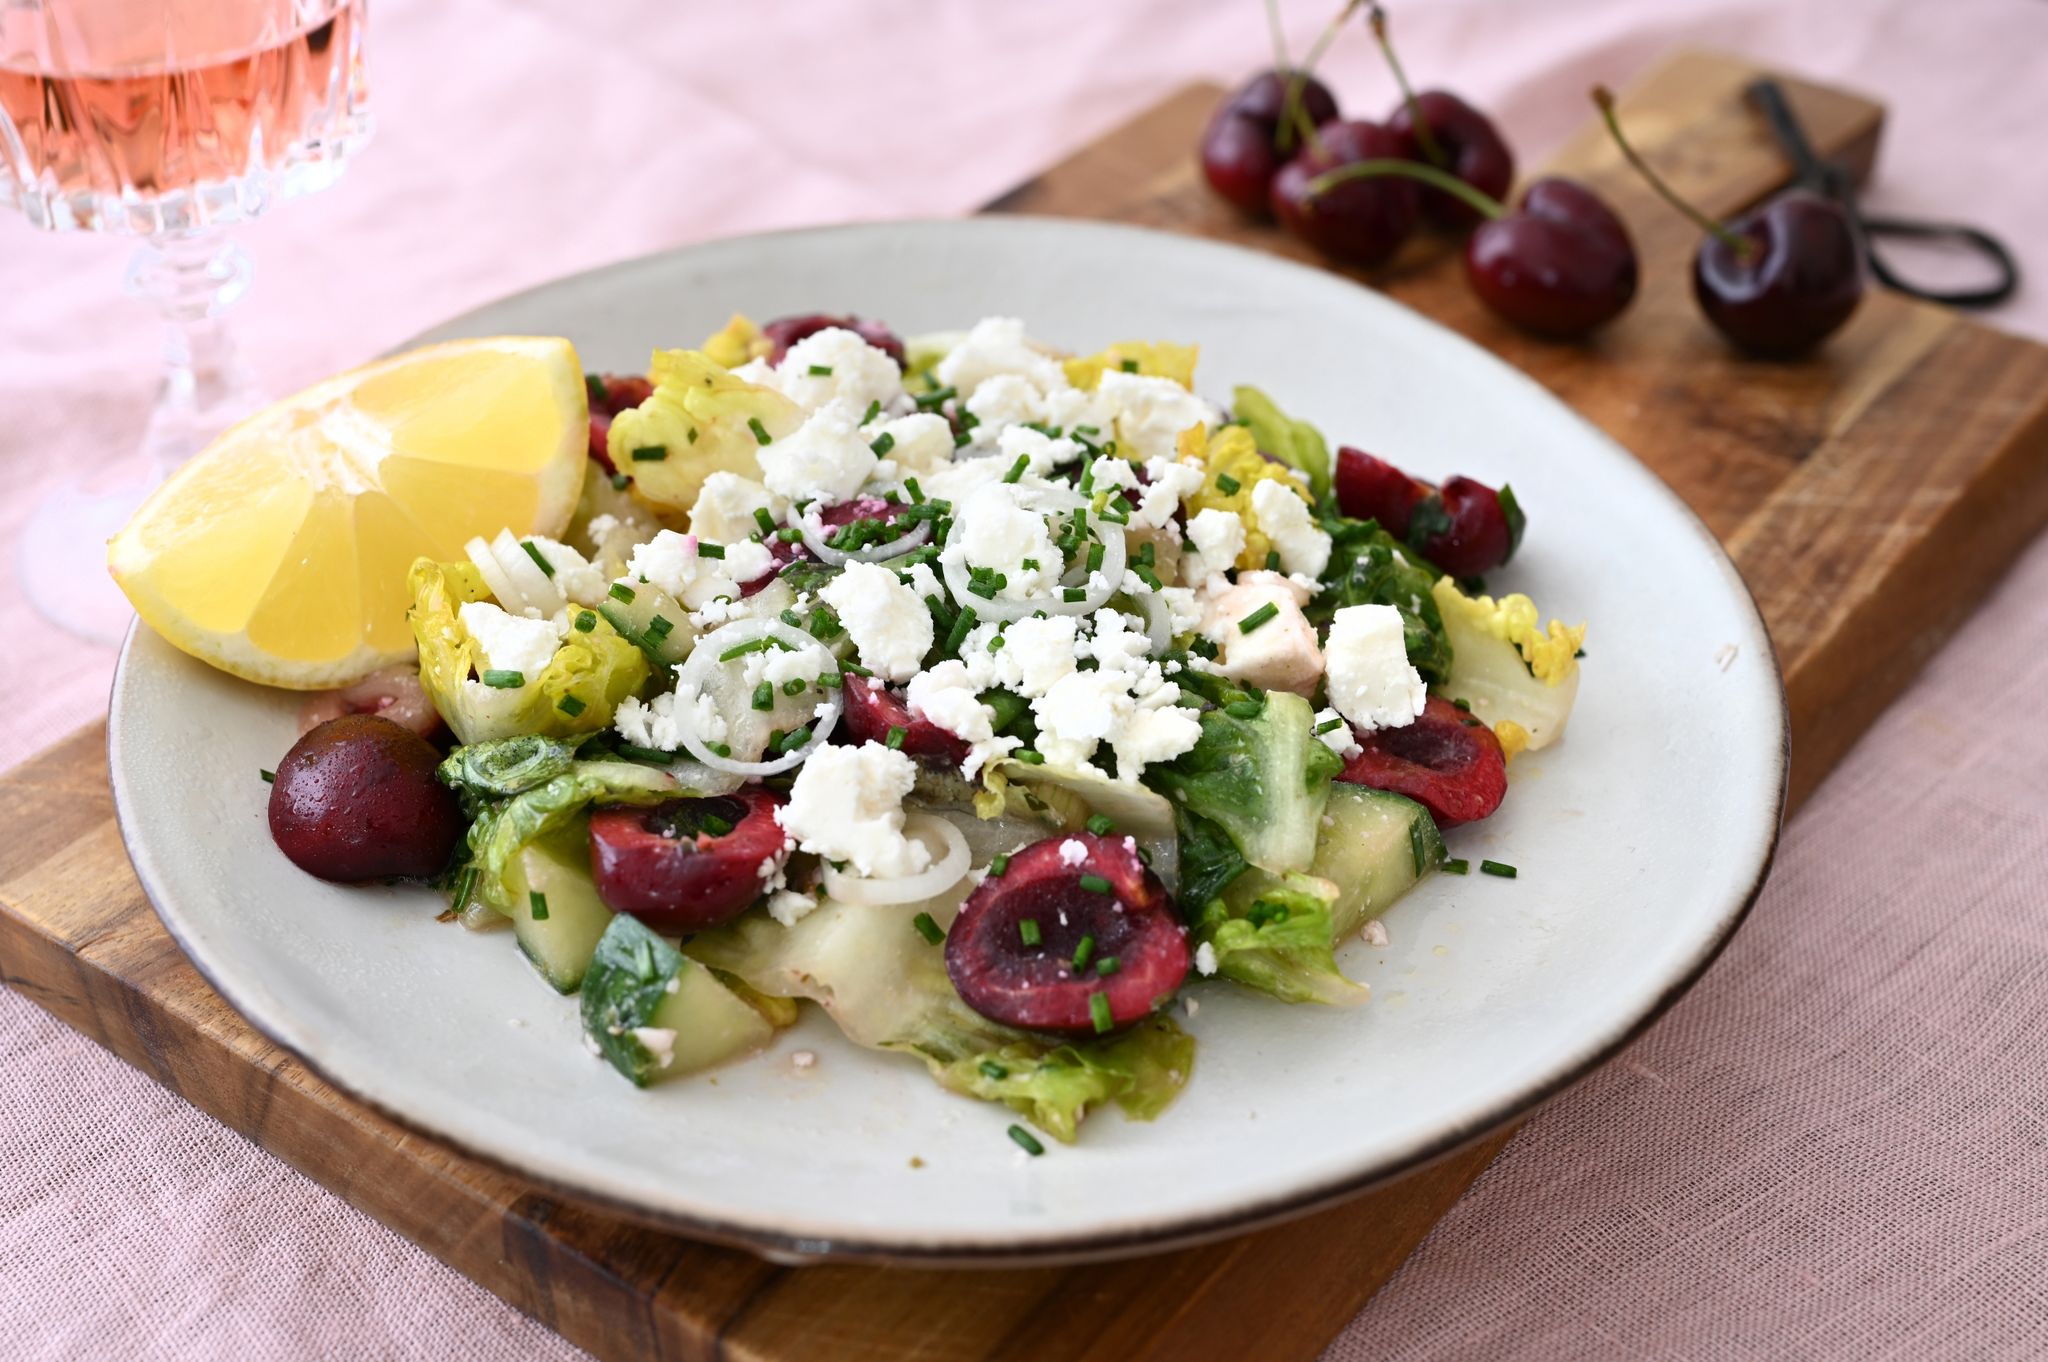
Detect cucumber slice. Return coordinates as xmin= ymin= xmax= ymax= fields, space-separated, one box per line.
xmin=503 ymin=819 xmax=614 ymax=993
xmin=582 ymin=915 xmax=777 ymax=1085
xmin=1315 ymin=784 xmax=1445 ymax=941
xmin=599 ymin=581 xmax=698 ymax=667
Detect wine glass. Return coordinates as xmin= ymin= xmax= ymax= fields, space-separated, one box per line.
xmin=0 ymin=0 xmax=371 ymax=644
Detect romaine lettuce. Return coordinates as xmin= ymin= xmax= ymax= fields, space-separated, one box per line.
xmin=1196 ymin=872 xmax=1368 ymax=1007
xmin=1145 ymin=691 xmax=1338 ymax=876
xmin=1231 ymin=385 xmax=1332 ymax=504
xmin=1311 ymin=519 xmax=1454 ymax=683
xmin=606 ymin=348 xmax=801 ymax=514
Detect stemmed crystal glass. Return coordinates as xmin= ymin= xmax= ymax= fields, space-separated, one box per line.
xmin=0 ymin=0 xmax=371 ymax=643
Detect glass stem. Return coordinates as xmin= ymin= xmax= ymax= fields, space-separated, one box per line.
xmin=124 ymin=228 xmax=262 ymax=478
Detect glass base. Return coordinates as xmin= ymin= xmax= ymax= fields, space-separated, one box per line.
xmin=19 ymin=478 xmax=155 ymax=648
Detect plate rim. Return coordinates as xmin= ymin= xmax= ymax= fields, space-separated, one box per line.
xmin=109 ymin=215 xmax=1790 ymax=1265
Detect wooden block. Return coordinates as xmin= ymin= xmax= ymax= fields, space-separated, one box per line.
xmin=4 ymin=47 xmax=2045 ymax=1362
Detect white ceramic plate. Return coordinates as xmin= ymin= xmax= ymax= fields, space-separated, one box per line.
xmin=110 ymin=218 xmax=1785 ymax=1264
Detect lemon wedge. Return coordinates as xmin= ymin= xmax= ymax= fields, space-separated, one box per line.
xmin=110 ymin=336 xmax=590 ymax=689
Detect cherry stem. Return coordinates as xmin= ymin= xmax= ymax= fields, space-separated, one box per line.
xmin=1369 ymin=4 xmax=1446 ymax=167
xmin=1305 ymin=157 xmax=1506 ymax=220
xmin=1591 ymin=85 xmax=1752 ymax=258
xmin=1282 ymin=0 xmax=1363 ymax=157
xmin=1263 ymin=0 xmax=1292 ymax=72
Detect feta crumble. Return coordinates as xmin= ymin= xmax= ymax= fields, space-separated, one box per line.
xmin=1195 ymin=941 xmax=1219 ymax=977
xmin=776 ymin=742 xmax=932 ymax=879
xmin=821 ymin=560 xmax=933 ymax=682
xmin=1325 ymin=604 xmax=1427 ymax=732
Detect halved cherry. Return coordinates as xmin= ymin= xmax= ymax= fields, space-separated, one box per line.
xmin=761 ymin=313 xmax=908 ymax=369
xmin=1335 ymin=446 xmax=1432 ymax=536
xmin=1338 ymin=695 xmax=1506 ymax=829
xmin=587 ymin=788 xmax=787 ymax=931
xmin=585 ymin=373 xmax=653 ymax=472
xmin=840 ymin=678 xmax=970 ymax=767
xmin=946 ymin=833 xmax=1189 ymax=1037
xmin=1408 ymin=476 xmax=1524 ymax=578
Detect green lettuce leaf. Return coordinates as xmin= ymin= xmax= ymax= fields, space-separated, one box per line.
xmin=686 ymin=896 xmax=1193 ymax=1142
xmin=1172 ymin=804 xmax=1247 ymax=914
xmin=607 ymin=348 xmax=801 ymax=514
xmin=1145 ymin=691 xmax=1337 ymax=875
xmin=1310 ymin=519 xmax=1454 ymax=683
xmin=409 ymin=558 xmax=649 ymax=745
xmin=437 ymin=734 xmax=584 ymax=807
xmin=1197 ymin=871 xmax=1367 ymax=1007
xmin=1231 ymin=385 xmax=1331 ymax=503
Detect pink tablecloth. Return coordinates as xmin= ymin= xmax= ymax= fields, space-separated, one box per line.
xmin=3 ymin=1 xmax=2045 ymax=1357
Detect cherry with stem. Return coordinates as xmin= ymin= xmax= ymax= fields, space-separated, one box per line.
xmin=1592 ymin=85 xmax=1862 ymax=356
xmin=1368 ymin=3 xmax=1516 ymax=230
xmin=1197 ymin=0 xmax=1344 ymax=216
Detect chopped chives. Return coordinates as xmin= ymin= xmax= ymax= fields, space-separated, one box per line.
xmin=1443 ymin=859 xmax=1470 ymax=874
xmin=754 ymin=507 xmax=778 ymax=535
xmin=615 ymin=742 xmax=674 ymax=764
xmin=1012 ymin=749 xmax=1045 ymax=765
xmin=585 ymin=373 xmax=607 ymax=403
xmin=1072 ymin=934 xmax=1096 ymax=970
xmin=529 ymin=891 xmax=549 ymax=922
xmin=863 ymin=399 xmax=882 ymax=423
xmin=808 ymin=363 xmax=833 ymax=376
xmin=1085 ymin=814 xmax=1115 ymax=836
xmin=815 ymin=672 xmax=844 ymax=689
xmin=987 ymin=634 xmax=1006 ymax=653
xmin=1078 ymin=874 xmax=1111 ymax=895
xmin=979 ymin=1059 xmax=1009 ymax=1080
xmin=751 ymin=681 xmax=775 ymax=711
xmin=1095 ymin=957 xmax=1120 ymax=976
xmin=720 ymin=638 xmax=773 ymax=661
xmin=870 ymin=431 xmax=896 ymax=456
xmin=912 ymin=911 xmax=945 ymax=945
xmin=574 ymin=610 xmax=597 ymax=633
xmin=610 ymin=471 xmax=630 ymax=491
xmin=914 ymin=385 xmax=957 ymax=409
xmin=644 ymin=615 xmax=674 ymax=642
xmin=1238 ymin=602 xmax=1280 ymax=634
xmin=1007 ymin=1124 xmax=1045 ymax=1157
xmin=1003 ymin=454 xmax=1029 ymax=483
xmin=1215 ymin=472 xmax=1241 ymax=495
xmin=1453 ymin=697 xmax=1473 ymax=711
xmin=557 ymin=694 xmax=587 ymax=717
xmin=1265 ymin=549 xmax=1281 ymax=571
xmin=943 ymin=605 xmax=979 ymax=655
xmin=1086 ymin=542 xmax=1104 ymax=573
xmin=777 ymin=724 xmax=814 ymax=753
xmin=885 ymin=725 xmax=907 ymax=750
xmin=520 ymin=540 xmax=556 ymax=577
xmin=699 ymin=813 xmax=734 ymax=836
xmin=1019 ymin=919 xmax=1042 ymax=947
xmin=707 ymin=741 xmax=733 ymax=758
xmin=1133 ymin=565 xmax=1162 ymax=590
xmin=1063 ymin=587 xmax=1085 ymax=602
xmin=629 ymin=444 xmax=667 ymax=462
xmin=259 ymin=769 xmax=275 ymax=784
xmin=1089 ymin=992 xmax=1114 ymax=1033
xmin=1119 ymin=357 xmax=1140 ymax=373
xmin=1314 ymin=717 xmax=1343 ymax=735
xmin=905 ymin=477 xmax=925 ymax=503
xmin=1223 ymin=699 xmax=1262 ymax=720
xmin=609 ymin=582 xmax=636 ymax=603
xmin=776 ymin=527 xmax=804 ymax=542
xmin=780 ymin=608 xmax=804 ymax=628
xmin=747 ymin=416 xmax=772 ymax=445
xmin=782 ymin=678 xmax=806 ymax=696
xmin=481 ymin=669 xmax=525 ymax=688
xmin=1480 ymin=859 xmax=1518 ymax=879
xmin=696 ymin=541 xmax=725 ymax=560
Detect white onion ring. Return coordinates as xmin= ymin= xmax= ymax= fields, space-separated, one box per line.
xmin=819 ymin=813 xmax=970 ymax=907
xmin=943 ymin=516 xmax=1126 ymax=622
xmin=1138 ymin=592 xmax=1175 ymax=655
xmin=671 ymin=619 xmax=843 ymax=776
xmin=492 ymin=528 xmax=563 ymax=613
xmin=796 ymin=509 xmax=932 ymax=566
xmin=465 ymin=536 xmax=529 ymax=613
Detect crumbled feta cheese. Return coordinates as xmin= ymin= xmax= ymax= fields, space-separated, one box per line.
xmin=630 ymin=1027 xmax=677 ymax=1070
xmin=1250 ymin=478 xmax=1332 ymax=579
xmin=964 ymin=374 xmax=1046 ymax=437
xmin=766 ymin=889 xmax=819 ymax=927
xmin=458 ymin=601 xmax=562 ymax=679
xmin=688 ymin=472 xmax=784 ymax=544
xmin=773 ymin=328 xmax=905 ymax=415
xmin=1186 ymin=508 xmax=1246 ymax=578
xmin=521 ymin=536 xmax=608 ymax=608
xmin=1314 ymin=706 xmax=1364 ymax=758
xmin=777 ymin=742 xmax=933 ymax=879
xmin=791 ymin=1050 xmax=818 ymax=1070
xmin=1135 ymin=456 xmax=1207 ymax=529
xmin=998 ymin=423 xmax=1082 ymax=475
xmin=821 ymin=560 xmax=932 ymax=682
xmin=907 ymin=659 xmax=1017 ymax=777
xmin=1195 ymin=941 xmax=1219 ymax=977
xmin=933 ymin=316 xmax=1067 ymax=395
xmin=585 ymin=513 xmax=620 ymax=545
xmin=867 ymin=412 xmax=954 ymax=475
xmin=613 ymin=683 xmax=729 ymax=752
xmin=1032 ymin=670 xmax=1130 ymax=770
xmin=1158 ymin=586 xmax=1203 ymax=634
xmin=1363 ymin=919 xmax=1391 ymax=948
xmin=1325 ymin=604 xmax=1427 ymax=732
xmin=942 ymin=483 xmax=1061 ymax=601
xmin=1097 ymin=371 xmax=1220 ymax=462
xmin=958 ymin=614 xmax=1077 ymax=698
xmin=757 ymin=401 xmax=878 ymax=504
xmin=1058 ymin=838 xmax=1089 ymax=867
xmin=1203 ymin=572 xmax=1323 ymax=696
xmin=625 ymin=529 xmax=766 ymax=609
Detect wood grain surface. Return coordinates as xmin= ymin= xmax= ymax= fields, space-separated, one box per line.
xmin=4 ymin=49 xmax=2046 ymax=1362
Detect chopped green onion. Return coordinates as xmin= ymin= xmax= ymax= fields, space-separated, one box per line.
xmin=777 ymin=724 xmax=814 ymax=753
xmin=629 ymin=444 xmax=667 ymax=462
xmin=863 ymin=399 xmax=882 ymax=423
xmin=1019 ymin=919 xmax=1042 ymax=947
xmin=747 ymin=416 xmax=772 ymax=445
xmin=776 ymin=526 xmax=804 ymax=543
xmin=481 ymin=669 xmax=525 ymax=688
xmin=1078 ymin=873 xmax=1111 ymax=895
xmin=1452 ymin=697 xmax=1472 ymax=711
xmin=989 ymin=853 xmax=1011 ymax=877
xmin=915 ymin=385 xmax=957 ymax=410
xmin=912 ymin=911 xmax=944 ymax=945
xmin=1443 ymin=859 xmax=1470 ymax=875
xmin=529 ymin=891 xmax=549 ymax=922
xmin=259 ymin=769 xmax=275 ymax=784
xmin=751 ymin=681 xmax=775 ymax=711
xmin=870 ymin=431 xmax=896 ymax=456
xmin=1086 ymin=542 xmax=1105 ymax=573
xmin=1007 ymin=1124 xmax=1045 ymax=1157
xmin=574 ymin=610 xmax=597 ymax=633
xmin=943 ymin=605 xmax=979 ymax=655
xmin=697 ymin=541 xmax=725 ymax=560
xmin=1072 ymin=934 xmax=1096 ymax=970
xmin=979 ymin=1059 xmax=1009 ymax=1081
xmin=707 ymin=741 xmax=732 ymax=758
xmin=1215 ymin=473 xmax=1241 ymax=495
xmin=782 ymin=678 xmax=806 ymax=696
xmin=754 ymin=507 xmax=778 ymax=535
xmin=615 ymin=742 xmax=674 ymax=764
xmin=520 ymin=540 xmax=556 ymax=577
xmin=720 ymin=638 xmax=772 ymax=661
xmin=1238 ymin=602 xmax=1279 ymax=634
xmin=1119 ymin=357 xmax=1140 ymax=372
xmin=1085 ymin=814 xmax=1115 ymax=836
xmin=905 ymin=477 xmax=925 ymax=503
xmin=1481 ymin=859 xmax=1518 ymax=879
xmin=808 ymin=363 xmax=833 ymax=376
xmin=1265 ymin=550 xmax=1281 ymax=571
xmin=610 ymin=471 xmax=631 ymax=491
xmin=585 ymin=373 xmax=607 ymax=404
xmin=699 ymin=813 xmax=734 ymax=836
xmin=1012 ymin=749 xmax=1045 ymax=765
xmin=1314 ymin=717 xmax=1343 ymax=735
xmin=885 ymin=725 xmax=907 ymax=750
xmin=1090 ymin=992 xmax=1114 ymax=1033
xmin=644 ymin=615 xmax=674 ymax=642
xmin=1095 ymin=957 xmax=1120 ymax=976
xmin=609 ymin=582 xmax=636 ymax=603
xmin=1223 ymin=699 xmax=1263 ymax=720
xmin=1003 ymin=454 xmax=1029 ymax=483
xmin=1063 ymin=587 xmax=1085 ymax=602
xmin=557 ymin=694 xmax=587 ymax=717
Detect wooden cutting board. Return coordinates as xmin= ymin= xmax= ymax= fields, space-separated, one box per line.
xmin=4 ymin=49 xmax=2045 ymax=1362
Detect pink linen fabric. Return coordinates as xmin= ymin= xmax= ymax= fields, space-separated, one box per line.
xmin=1 ymin=1 xmax=2044 ymax=1357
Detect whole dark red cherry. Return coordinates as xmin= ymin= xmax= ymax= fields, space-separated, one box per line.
xmin=587 ymin=788 xmax=787 ymax=931
xmin=1199 ymin=69 xmax=1341 ymax=217
xmin=1693 ymin=190 xmax=1863 ymax=356
xmin=946 ymin=833 xmax=1188 ymax=1036
xmin=761 ymin=314 xmax=907 ymax=369
xmin=268 ymin=714 xmax=463 ymax=882
xmin=1388 ymin=90 xmax=1515 ymax=231
xmin=1271 ymin=120 xmax=1421 ymax=267
xmin=1465 ymin=177 xmax=1638 ymax=338
xmin=1334 ymin=446 xmax=1431 ymax=536
xmin=1339 ymin=695 xmax=1507 ymax=829
xmin=1409 ymin=476 xmax=1525 ymax=577
xmin=839 ymin=677 xmax=971 ymax=768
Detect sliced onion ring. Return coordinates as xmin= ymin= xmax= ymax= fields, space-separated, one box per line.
xmin=672 ymin=619 xmax=842 ymax=777
xmin=1138 ymin=592 xmax=1175 ymax=655
xmin=797 ymin=509 xmax=932 ymax=567
xmin=943 ymin=516 xmax=1127 ymax=623
xmin=819 ymin=813 xmax=970 ymax=907
xmin=465 ymin=536 xmax=529 ymax=614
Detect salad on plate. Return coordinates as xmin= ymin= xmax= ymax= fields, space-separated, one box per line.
xmin=180 ymin=312 xmax=1588 ymax=1148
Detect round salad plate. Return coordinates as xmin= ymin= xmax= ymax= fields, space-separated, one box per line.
xmin=110 ymin=217 xmax=1786 ymax=1265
